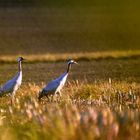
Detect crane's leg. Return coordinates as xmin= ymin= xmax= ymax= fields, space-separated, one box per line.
xmin=50 ymin=94 xmax=54 ymax=102
xmin=56 ymin=91 xmax=62 ymax=97
xmin=56 ymin=91 xmax=62 ymax=102
xmin=38 ymin=93 xmax=44 ymax=102
xmin=10 ymin=92 xmax=15 ymax=106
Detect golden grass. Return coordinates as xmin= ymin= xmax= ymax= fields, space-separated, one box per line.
xmin=0 ymin=81 xmax=139 ymax=140
xmin=0 ymin=50 xmax=140 ymax=63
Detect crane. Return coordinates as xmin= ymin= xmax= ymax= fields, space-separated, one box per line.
xmin=0 ymin=57 xmax=25 ymax=104
xmin=38 ymin=59 xmax=78 ymax=101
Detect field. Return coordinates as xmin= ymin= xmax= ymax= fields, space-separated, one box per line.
xmin=0 ymin=1 xmax=140 ymax=140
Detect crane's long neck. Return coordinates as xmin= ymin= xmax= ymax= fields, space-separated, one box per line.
xmin=18 ymin=61 xmax=22 ymax=72
xmin=67 ymin=63 xmax=71 ymax=73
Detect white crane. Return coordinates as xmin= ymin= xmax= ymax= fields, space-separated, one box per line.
xmin=0 ymin=57 xmax=25 ymax=103
xmin=38 ymin=59 xmax=78 ymax=101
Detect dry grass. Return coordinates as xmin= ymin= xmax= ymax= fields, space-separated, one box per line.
xmin=0 ymin=81 xmax=139 ymax=140
xmin=0 ymin=50 xmax=140 ymax=63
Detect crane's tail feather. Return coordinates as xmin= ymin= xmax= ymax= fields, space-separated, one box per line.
xmin=0 ymin=89 xmax=4 ymax=97
xmin=38 ymin=89 xmax=51 ymax=101
xmin=38 ymin=89 xmax=46 ymax=101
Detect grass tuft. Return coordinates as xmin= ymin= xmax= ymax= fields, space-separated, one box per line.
xmin=0 ymin=81 xmax=139 ymax=140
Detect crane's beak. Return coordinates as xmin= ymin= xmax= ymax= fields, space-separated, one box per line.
xmin=22 ymin=58 xmax=27 ymax=61
xmin=74 ymin=61 xmax=78 ymax=64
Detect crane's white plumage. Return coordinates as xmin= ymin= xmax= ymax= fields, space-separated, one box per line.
xmin=0 ymin=71 xmax=22 ymax=95
xmin=38 ymin=59 xmax=78 ymax=100
xmin=0 ymin=57 xmax=24 ymax=99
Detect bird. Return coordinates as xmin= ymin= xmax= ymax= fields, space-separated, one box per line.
xmin=0 ymin=57 xmax=25 ymax=103
xmin=38 ymin=59 xmax=78 ymax=101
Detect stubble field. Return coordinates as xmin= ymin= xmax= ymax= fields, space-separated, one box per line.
xmin=0 ymin=1 xmax=140 ymax=140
